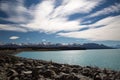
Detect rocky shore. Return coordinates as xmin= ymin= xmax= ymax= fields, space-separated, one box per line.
xmin=0 ymin=54 xmax=120 ymax=80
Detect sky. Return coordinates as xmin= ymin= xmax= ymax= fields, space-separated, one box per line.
xmin=0 ymin=0 xmax=120 ymax=46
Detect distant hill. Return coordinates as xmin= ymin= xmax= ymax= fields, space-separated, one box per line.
xmin=114 ymin=45 xmax=120 ymax=49
xmin=0 ymin=43 xmax=114 ymax=50
xmin=80 ymin=43 xmax=114 ymax=49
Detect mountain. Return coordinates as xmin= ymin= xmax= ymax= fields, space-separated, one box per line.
xmin=0 ymin=43 xmax=114 ymax=50
xmin=80 ymin=43 xmax=113 ymax=49
xmin=114 ymin=45 xmax=120 ymax=49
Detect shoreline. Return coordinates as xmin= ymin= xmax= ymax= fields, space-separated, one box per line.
xmin=0 ymin=52 xmax=120 ymax=80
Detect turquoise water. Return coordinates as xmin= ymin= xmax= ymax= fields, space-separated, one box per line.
xmin=16 ymin=49 xmax=120 ymax=70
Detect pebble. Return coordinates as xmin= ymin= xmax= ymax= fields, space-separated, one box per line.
xmin=0 ymin=54 xmax=120 ymax=80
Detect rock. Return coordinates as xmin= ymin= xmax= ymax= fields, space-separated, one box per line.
xmin=7 ymin=69 xmax=18 ymax=77
xmin=0 ymin=59 xmax=5 ymax=63
xmin=23 ymin=71 xmax=32 ymax=74
xmin=82 ymin=68 xmax=91 ymax=77
xmin=56 ymin=72 xmax=69 ymax=80
xmin=15 ymin=62 xmax=24 ymax=66
xmin=25 ymin=65 xmax=32 ymax=70
xmin=32 ymin=68 xmax=40 ymax=79
xmin=13 ymin=77 xmax=19 ymax=80
xmin=50 ymin=66 xmax=60 ymax=74
xmin=66 ymin=73 xmax=80 ymax=80
xmin=71 ymin=65 xmax=80 ymax=68
xmin=94 ymin=73 xmax=102 ymax=80
xmin=52 ymin=63 xmax=62 ymax=68
xmin=42 ymin=69 xmax=56 ymax=78
xmin=56 ymin=72 xmax=80 ymax=80
xmin=60 ymin=66 xmax=71 ymax=73
xmin=36 ymin=65 xmax=45 ymax=69
xmin=94 ymin=75 xmax=102 ymax=80
xmin=8 ymin=76 xmax=19 ymax=80
xmin=71 ymin=68 xmax=79 ymax=73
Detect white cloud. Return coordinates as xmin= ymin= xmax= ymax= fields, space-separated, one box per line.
xmin=0 ymin=0 xmax=30 ymax=23
xmin=58 ymin=15 xmax=120 ymax=41
xmin=88 ymin=3 xmax=120 ymax=18
xmin=0 ymin=0 xmax=103 ymax=33
xmin=88 ymin=15 xmax=120 ymax=27
xmin=0 ymin=24 xmax=27 ymax=32
xmin=23 ymin=0 xmax=103 ymax=33
xmin=51 ymin=0 xmax=103 ymax=18
xmin=62 ymin=0 xmax=102 ymax=15
xmin=9 ymin=36 xmax=20 ymax=40
xmin=0 ymin=0 xmax=120 ymax=41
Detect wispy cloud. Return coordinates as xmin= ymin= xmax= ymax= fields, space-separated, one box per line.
xmin=87 ymin=3 xmax=120 ymax=18
xmin=0 ymin=0 xmax=120 ymax=41
xmin=51 ymin=0 xmax=103 ymax=17
xmin=0 ymin=0 xmax=103 ymax=33
xmin=0 ymin=0 xmax=31 ymax=23
xmin=88 ymin=15 xmax=120 ymax=28
xmin=58 ymin=15 xmax=120 ymax=41
xmin=9 ymin=36 xmax=20 ymax=40
xmin=24 ymin=0 xmax=103 ymax=33
xmin=0 ymin=24 xmax=27 ymax=32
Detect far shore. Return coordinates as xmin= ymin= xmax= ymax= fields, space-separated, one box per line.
xmin=0 ymin=47 xmax=117 ymax=54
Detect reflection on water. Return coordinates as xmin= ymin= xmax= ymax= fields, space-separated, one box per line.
xmin=16 ymin=49 xmax=120 ymax=70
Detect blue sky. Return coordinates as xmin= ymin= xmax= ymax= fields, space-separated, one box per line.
xmin=0 ymin=0 xmax=120 ymax=46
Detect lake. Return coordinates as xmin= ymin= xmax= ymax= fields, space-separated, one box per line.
xmin=16 ymin=49 xmax=120 ymax=70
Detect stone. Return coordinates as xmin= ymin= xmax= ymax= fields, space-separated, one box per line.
xmin=15 ymin=62 xmax=24 ymax=66
xmin=60 ymin=66 xmax=71 ymax=73
xmin=42 ymin=69 xmax=56 ymax=78
xmin=66 ymin=73 xmax=80 ymax=80
xmin=71 ymin=68 xmax=79 ymax=73
xmin=57 ymin=72 xmax=69 ymax=80
xmin=82 ymin=68 xmax=91 ymax=77
xmin=23 ymin=71 xmax=32 ymax=74
xmin=7 ymin=69 xmax=18 ymax=77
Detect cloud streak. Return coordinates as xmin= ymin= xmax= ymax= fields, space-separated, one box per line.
xmin=24 ymin=0 xmax=103 ymax=33
xmin=58 ymin=15 xmax=120 ymax=41
xmin=0 ymin=0 xmax=120 ymax=41
xmin=0 ymin=0 xmax=103 ymax=33
xmin=0 ymin=24 xmax=27 ymax=32
xmin=9 ymin=36 xmax=20 ymax=40
xmin=88 ymin=3 xmax=120 ymax=18
xmin=0 ymin=0 xmax=31 ymax=23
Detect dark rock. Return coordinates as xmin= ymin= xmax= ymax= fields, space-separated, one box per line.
xmin=94 ymin=73 xmax=102 ymax=80
xmin=60 ymin=66 xmax=71 ymax=73
xmin=82 ymin=68 xmax=91 ymax=77
xmin=56 ymin=72 xmax=79 ymax=80
xmin=50 ymin=66 xmax=60 ymax=74
xmin=42 ymin=69 xmax=56 ymax=78
xmin=8 ymin=76 xmax=16 ymax=80
xmin=52 ymin=63 xmax=62 ymax=68
xmin=71 ymin=68 xmax=79 ymax=73
xmin=66 ymin=73 xmax=80 ymax=80
xmin=7 ymin=69 xmax=18 ymax=77
xmin=56 ymin=72 xmax=69 ymax=80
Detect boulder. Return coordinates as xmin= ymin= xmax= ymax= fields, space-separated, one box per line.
xmin=42 ymin=69 xmax=56 ymax=78
xmin=7 ymin=69 xmax=18 ymax=77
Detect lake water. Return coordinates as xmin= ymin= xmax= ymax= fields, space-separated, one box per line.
xmin=16 ymin=49 xmax=120 ymax=70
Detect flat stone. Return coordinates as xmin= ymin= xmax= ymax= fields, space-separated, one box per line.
xmin=15 ymin=62 xmax=24 ymax=66
xmin=23 ymin=71 xmax=32 ymax=74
